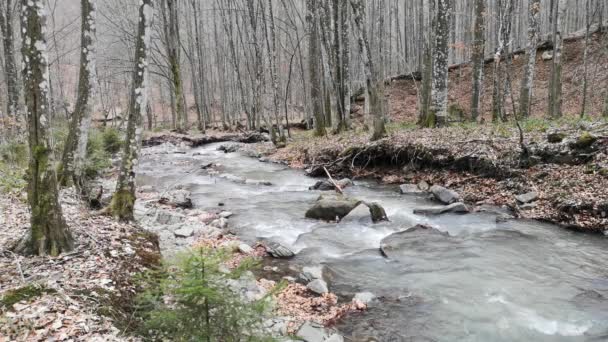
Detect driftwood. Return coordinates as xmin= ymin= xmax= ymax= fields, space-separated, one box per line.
xmin=323 ymin=166 xmax=344 ymax=195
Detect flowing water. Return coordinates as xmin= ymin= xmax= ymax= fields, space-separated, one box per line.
xmin=139 ymin=142 xmax=608 ymax=342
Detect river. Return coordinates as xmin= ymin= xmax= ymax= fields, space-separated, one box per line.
xmin=138 ymin=142 xmax=608 ymax=342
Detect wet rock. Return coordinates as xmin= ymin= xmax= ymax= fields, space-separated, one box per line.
xmin=353 ymin=291 xmax=377 ymax=305
xmin=245 ymin=179 xmax=273 ymax=186
xmin=305 ymin=196 xmax=361 ymax=221
xmin=266 ymin=242 xmax=295 ymax=258
xmin=309 ymin=178 xmax=353 ymax=191
xmin=221 ymin=174 xmax=247 ymax=184
xmin=547 ymin=132 xmax=567 ymax=143
xmin=380 ymin=225 xmax=449 ymax=258
xmin=515 ymin=192 xmax=538 ymax=204
xmin=219 ymin=211 xmax=233 ymax=218
xmin=263 ymin=317 xmax=289 ymax=336
xmin=400 ymin=184 xmax=424 ymax=194
xmin=159 ymin=189 xmax=193 ymax=209
xmin=238 ymin=243 xmax=254 ymax=254
xmin=300 ymin=266 xmax=324 ymax=282
xmin=414 ymin=202 xmax=470 ymax=216
xmin=429 ymin=185 xmax=460 ymax=204
xmin=418 ymin=180 xmax=430 ymax=191
xmin=210 ymin=217 xmax=228 ymax=229
xmin=307 ymin=279 xmax=329 ymax=295
xmin=174 ymin=226 xmax=195 ymax=238
xmin=340 ymin=204 xmax=373 ymax=224
xmin=218 ymin=144 xmax=240 ymax=153
xmin=366 ymin=202 xmax=389 ymax=223
xmin=297 ymin=322 xmax=331 ymax=342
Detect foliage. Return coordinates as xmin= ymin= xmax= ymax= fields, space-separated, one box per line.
xmin=83 ymin=129 xmax=112 ymax=179
xmin=136 ymin=247 xmax=278 ymax=342
xmin=0 ymin=141 xmax=28 ymax=193
xmin=102 ymin=127 xmax=123 ymax=154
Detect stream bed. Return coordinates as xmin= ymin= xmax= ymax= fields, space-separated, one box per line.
xmin=138 ymin=142 xmax=608 ymax=342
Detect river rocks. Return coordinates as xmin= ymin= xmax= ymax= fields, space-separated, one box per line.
xmin=266 ymin=242 xmax=295 ymax=258
xmin=325 ymin=334 xmax=344 ymax=342
xmin=414 ymin=202 xmax=470 ymax=216
xmin=296 ymin=322 xmax=331 ymax=342
xmin=219 ymin=211 xmax=233 ymax=218
xmin=366 ymin=202 xmax=389 ymax=223
xmin=417 ymin=180 xmax=430 ymax=191
xmin=380 ymin=224 xmax=449 ymax=258
xmin=353 ymin=292 xmax=377 ymax=305
xmin=300 ymin=266 xmax=324 ymax=282
xmin=218 ymin=144 xmax=240 ymax=153
xmin=305 ymin=195 xmax=361 ymax=221
xmin=307 ymin=279 xmax=329 ymax=295
xmin=309 ymin=178 xmax=353 ymax=191
xmin=430 ymin=185 xmax=460 ymax=204
xmin=340 ymin=204 xmax=373 ymax=224
xmin=245 ymin=179 xmax=273 ymax=186
xmin=156 ymin=209 xmax=186 ymax=225
xmin=238 ymin=243 xmax=254 ymax=254
xmin=209 ymin=217 xmax=228 ymax=229
xmin=159 ymin=189 xmax=193 ymax=209
xmin=174 ymin=226 xmax=195 ymax=238
xmin=515 ymin=191 xmax=538 ymax=204
xmin=227 ymin=271 xmax=268 ymax=302
xmin=400 ymin=184 xmax=424 ymax=194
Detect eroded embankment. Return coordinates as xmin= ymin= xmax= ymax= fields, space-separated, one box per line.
xmin=267 ymin=124 xmax=608 ymax=233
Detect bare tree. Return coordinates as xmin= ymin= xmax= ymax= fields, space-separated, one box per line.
xmin=60 ymin=0 xmax=98 ymax=189
xmin=308 ymin=0 xmax=325 ymax=136
xmin=112 ymin=0 xmax=154 ymax=221
xmin=161 ymin=0 xmax=187 ymax=131
xmin=548 ymin=0 xmax=566 ymax=118
xmin=470 ymin=0 xmax=486 ymax=122
xmin=519 ymin=0 xmax=541 ymax=118
xmin=0 ymin=0 xmax=22 ymax=135
xmin=430 ymin=0 xmax=451 ymax=127
xmin=20 ymin=0 xmax=73 ymax=256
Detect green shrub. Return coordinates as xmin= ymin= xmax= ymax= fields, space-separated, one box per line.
xmin=0 ymin=141 xmax=28 ymax=193
xmin=136 ymin=247 xmax=280 ymax=342
xmin=102 ymin=127 xmax=122 ymax=154
xmin=84 ymin=129 xmax=112 ymax=179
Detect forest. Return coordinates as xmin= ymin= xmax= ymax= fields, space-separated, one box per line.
xmin=1 ymin=0 xmax=608 ymax=341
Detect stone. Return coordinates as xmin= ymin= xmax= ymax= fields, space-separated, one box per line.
xmin=380 ymin=225 xmax=449 ymax=258
xmin=305 ymin=196 xmax=361 ymax=221
xmin=245 ymin=179 xmax=273 ymax=186
xmin=571 ymin=132 xmax=597 ymax=149
xmin=218 ymin=144 xmax=240 ymax=153
xmin=340 ymin=204 xmax=373 ymax=224
xmin=156 ymin=210 xmax=186 ymax=225
xmin=174 ymin=226 xmax=195 ymax=238
xmin=301 ymin=266 xmax=324 ymax=282
xmin=515 ymin=192 xmax=538 ymax=204
xmin=296 ymin=322 xmax=331 ymax=342
xmin=547 ymin=132 xmax=567 ymax=143
xmin=309 ymin=178 xmax=353 ymax=191
xmin=542 ymin=51 xmax=553 ymax=60
xmin=400 ymin=184 xmax=424 ymax=194
xmin=160 ymin=189 xmax=193 ymax=209
xmin=414 ymin=202 xmax=470 ymax=216
xmin=430 ymin=185 xmax=460 ymax=204
xmin=210 ymin=217 xmax=228 ymax=229
xmin=353 ymin=291 xmax=376 ymax=305
xmin=219 ymin=211 xmax=233 ymax=218
xmin=307 ymin=279 xmax=329 ymax=295
xmin=365 ymin=202 xmax=389 ymax=223
xmin=266 ymin=242 xmax=295 ymax=258
xmin=238 ymin=243 xmax=254 ymax=254
xmin=418 ymin=180 xmax=430 ymax=191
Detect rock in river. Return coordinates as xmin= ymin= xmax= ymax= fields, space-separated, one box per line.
xmin=309 ymin=178 xmax=353 ymax=191
xmin=296 ymin=322 xmax=331 ymax=342
xmin=430 ymin=185 xmax=460 ymax=204
xmin=159 ymin=189 xmax=193 ymax=209
xmin=414 ymin=202 xmax=470 ymax=216
xmin=307 ymin=279 xmax=329 ymax=295
xmin=380 ymin=224 xmax=450 ymax=258
xmin=400 ymin=183 xmax=424 ymax=194
xmin=305 ymin=195 xmax=361 ymax=221
xmin=266 ymin=241 xmax=295 ymax=258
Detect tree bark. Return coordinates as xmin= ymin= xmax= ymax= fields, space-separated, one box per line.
xmin=111 ymin=0 xmax=154 ymax=221
xmin=308 ymin=0 xmax=325 ymax=136
xmin=519 ymin=0 xmax=540 ymax=118
xmin=470 ymin=0 xmax=486 ymax=122
xmin=20 ymin=0 xmax=73 ymax=256
xmin=60 ymin=0 xmax=98 ymax=189
xmin=0 ymin=0 xmax=22 ymax=135
xmin=162 ymin=0 xmax=187 ymax=132
xmin=430 ymin=0 xmax=451 ymax=127
xmin=548 ymin=0 xmax=566 ymax=118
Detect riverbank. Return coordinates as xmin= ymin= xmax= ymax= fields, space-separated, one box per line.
xmin=263 ymin=120 xmax=608 ymax=233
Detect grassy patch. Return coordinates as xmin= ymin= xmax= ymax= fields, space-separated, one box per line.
xmin=0 ymin=141 xmax=28 ymax=194
xmin=0 ymin=285 xmax=55 ymax=310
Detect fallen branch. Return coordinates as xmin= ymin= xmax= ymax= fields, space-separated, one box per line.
xmin=323 ymin=167 xmax=344 ymax=194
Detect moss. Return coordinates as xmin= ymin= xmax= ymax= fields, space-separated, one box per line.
xmin=0 ymin=285 xmax=55 ymax=310
xmin=572 ymin=131 xmax=597 ymax=149
xmin=111 ymin=189 xmax=136 ymax=221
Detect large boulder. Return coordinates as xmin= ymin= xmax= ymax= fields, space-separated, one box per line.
xmin=430 ymin=185 xmax=460 ymax=204
xmin=340 ymin=204 xmax=373 ymax=224
xmin=366 ymin=202 xmax=389 ymax=223
xmin=414 ymin=202 xmax=470 ymax=216
xmin=159 ymin=189 xmax=193 ymax=209
xmin=305 ymin=195 xmax=361 ymax=221
xmin=380 ymin=225 xmax=449 ymax=258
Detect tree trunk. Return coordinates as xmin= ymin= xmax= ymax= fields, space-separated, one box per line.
xmin=351 ymin=0 xmax=386 ymax=141
xmin=340 ymin=0 xmax=351 ymax=131
xmin=548 ymin=0 xmax=566 ymax=118
xmin=430 ymin=0 xmax=451 ymax=127
xmin=60 ymin=0 xmax=98 ymax=189
xmin=308 ymin=0 xmax=325 ymax=136
xmin=580 ymin=0 xmax=591 ymax=118
xmin=20 ymin=0 xmax=73 ymax=256
xmin=519 ymin=0 xmax=541 ymax=118
xmin=470 ymin=0 xmax=486 ymax=122
xmin=111 ymin=0 xmax=154 ymax=221
xmin=163 ymin=0 xmax=187 ymax=132
xmin=0 ymin=0 xmax=22 ymax=135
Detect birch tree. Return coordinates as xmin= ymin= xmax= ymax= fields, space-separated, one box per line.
xmin=0 ymin=0 xmax=22 ymax=135
xmin=519 ymin=0 xmax=541 ymax=118
xmin=430 ymin=0 xmax=451 ymax=127
xmin=308 ymin=0 xmax=325 ymax=136
xmin=111 ymin=0 xmax=153 ymax=221
xmin=470 ymin=0 xmax=486 ymax=122
xmin=548 ymin=0 xmax=566 ymax=118
xmin=60 ymin=0 xmax=98 ymax=188
xmin=20 ymin=0 xmax=73 ymax=256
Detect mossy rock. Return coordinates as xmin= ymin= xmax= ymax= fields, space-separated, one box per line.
xmin=571 ymin=132 xmax=597 ymax=149
xmin=547 ymin=132 xmax=567 ymax=143
xmin=0 ymin=284 xmax=55 ymax=310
